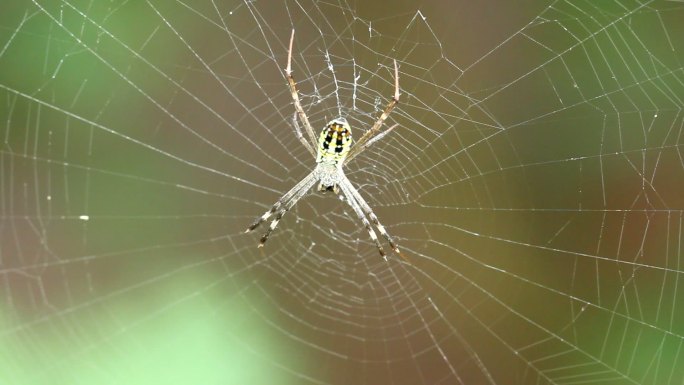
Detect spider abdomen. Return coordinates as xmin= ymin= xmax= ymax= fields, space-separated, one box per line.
xmin=316 ymin=117 xmax=352 ymax=165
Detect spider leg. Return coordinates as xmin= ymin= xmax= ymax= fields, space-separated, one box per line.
xmin=257 ymin=203 xmax=294 ymax=247
xmin=292 ymin=112 xmax=315 ymax=157
xmin=257 ymin=174 xmax=318 ymax=247
xmin=339 ymin=176 xmax=402 ymax=256
xmin=245 ymin=171 xmax=317 ymax=233
xmin=343 ymin=123 xmax=398 ymax=164
xmin=285 ymin=29 xmax=318 ymax=154
xmin=338 ymin=178 xmax=388 ymax=260
xmin=345 ymin=59 xmax=399 ymax=164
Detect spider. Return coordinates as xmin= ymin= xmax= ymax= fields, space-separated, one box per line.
xmin=245 ymin=29 xmax=403 ymax=260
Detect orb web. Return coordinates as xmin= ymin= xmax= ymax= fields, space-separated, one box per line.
xmin=1 ymin=1 xmax=684 ymax=384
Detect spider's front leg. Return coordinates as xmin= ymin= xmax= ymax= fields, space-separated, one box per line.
xmin=337 ymin=180 xmax=388 ymax=259
xmin=338 ymin=176 xmax=410 ymax=263
xmin=245 ymin=202 xmax=282 ymax=233
xmin=245 ymin=171 xmax=318 ymax=247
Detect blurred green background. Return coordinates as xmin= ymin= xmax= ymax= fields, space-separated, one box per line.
xmin=1 ymin=1 xmax=683 ymax=384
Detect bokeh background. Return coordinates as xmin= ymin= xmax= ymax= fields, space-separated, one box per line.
xmin=1 ymin=1 xmax=684 ymax=384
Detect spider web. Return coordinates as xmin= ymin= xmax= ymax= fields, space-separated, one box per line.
xmin=1 ymin=0 xmax=684 ymax=384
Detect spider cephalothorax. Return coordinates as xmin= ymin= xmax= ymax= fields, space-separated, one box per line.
xmin=245 ymin=29 xmax=402 ymax=260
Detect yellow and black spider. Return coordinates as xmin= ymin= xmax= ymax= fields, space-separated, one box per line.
xmin=246 ymin=29 xmax=402 ymax=260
